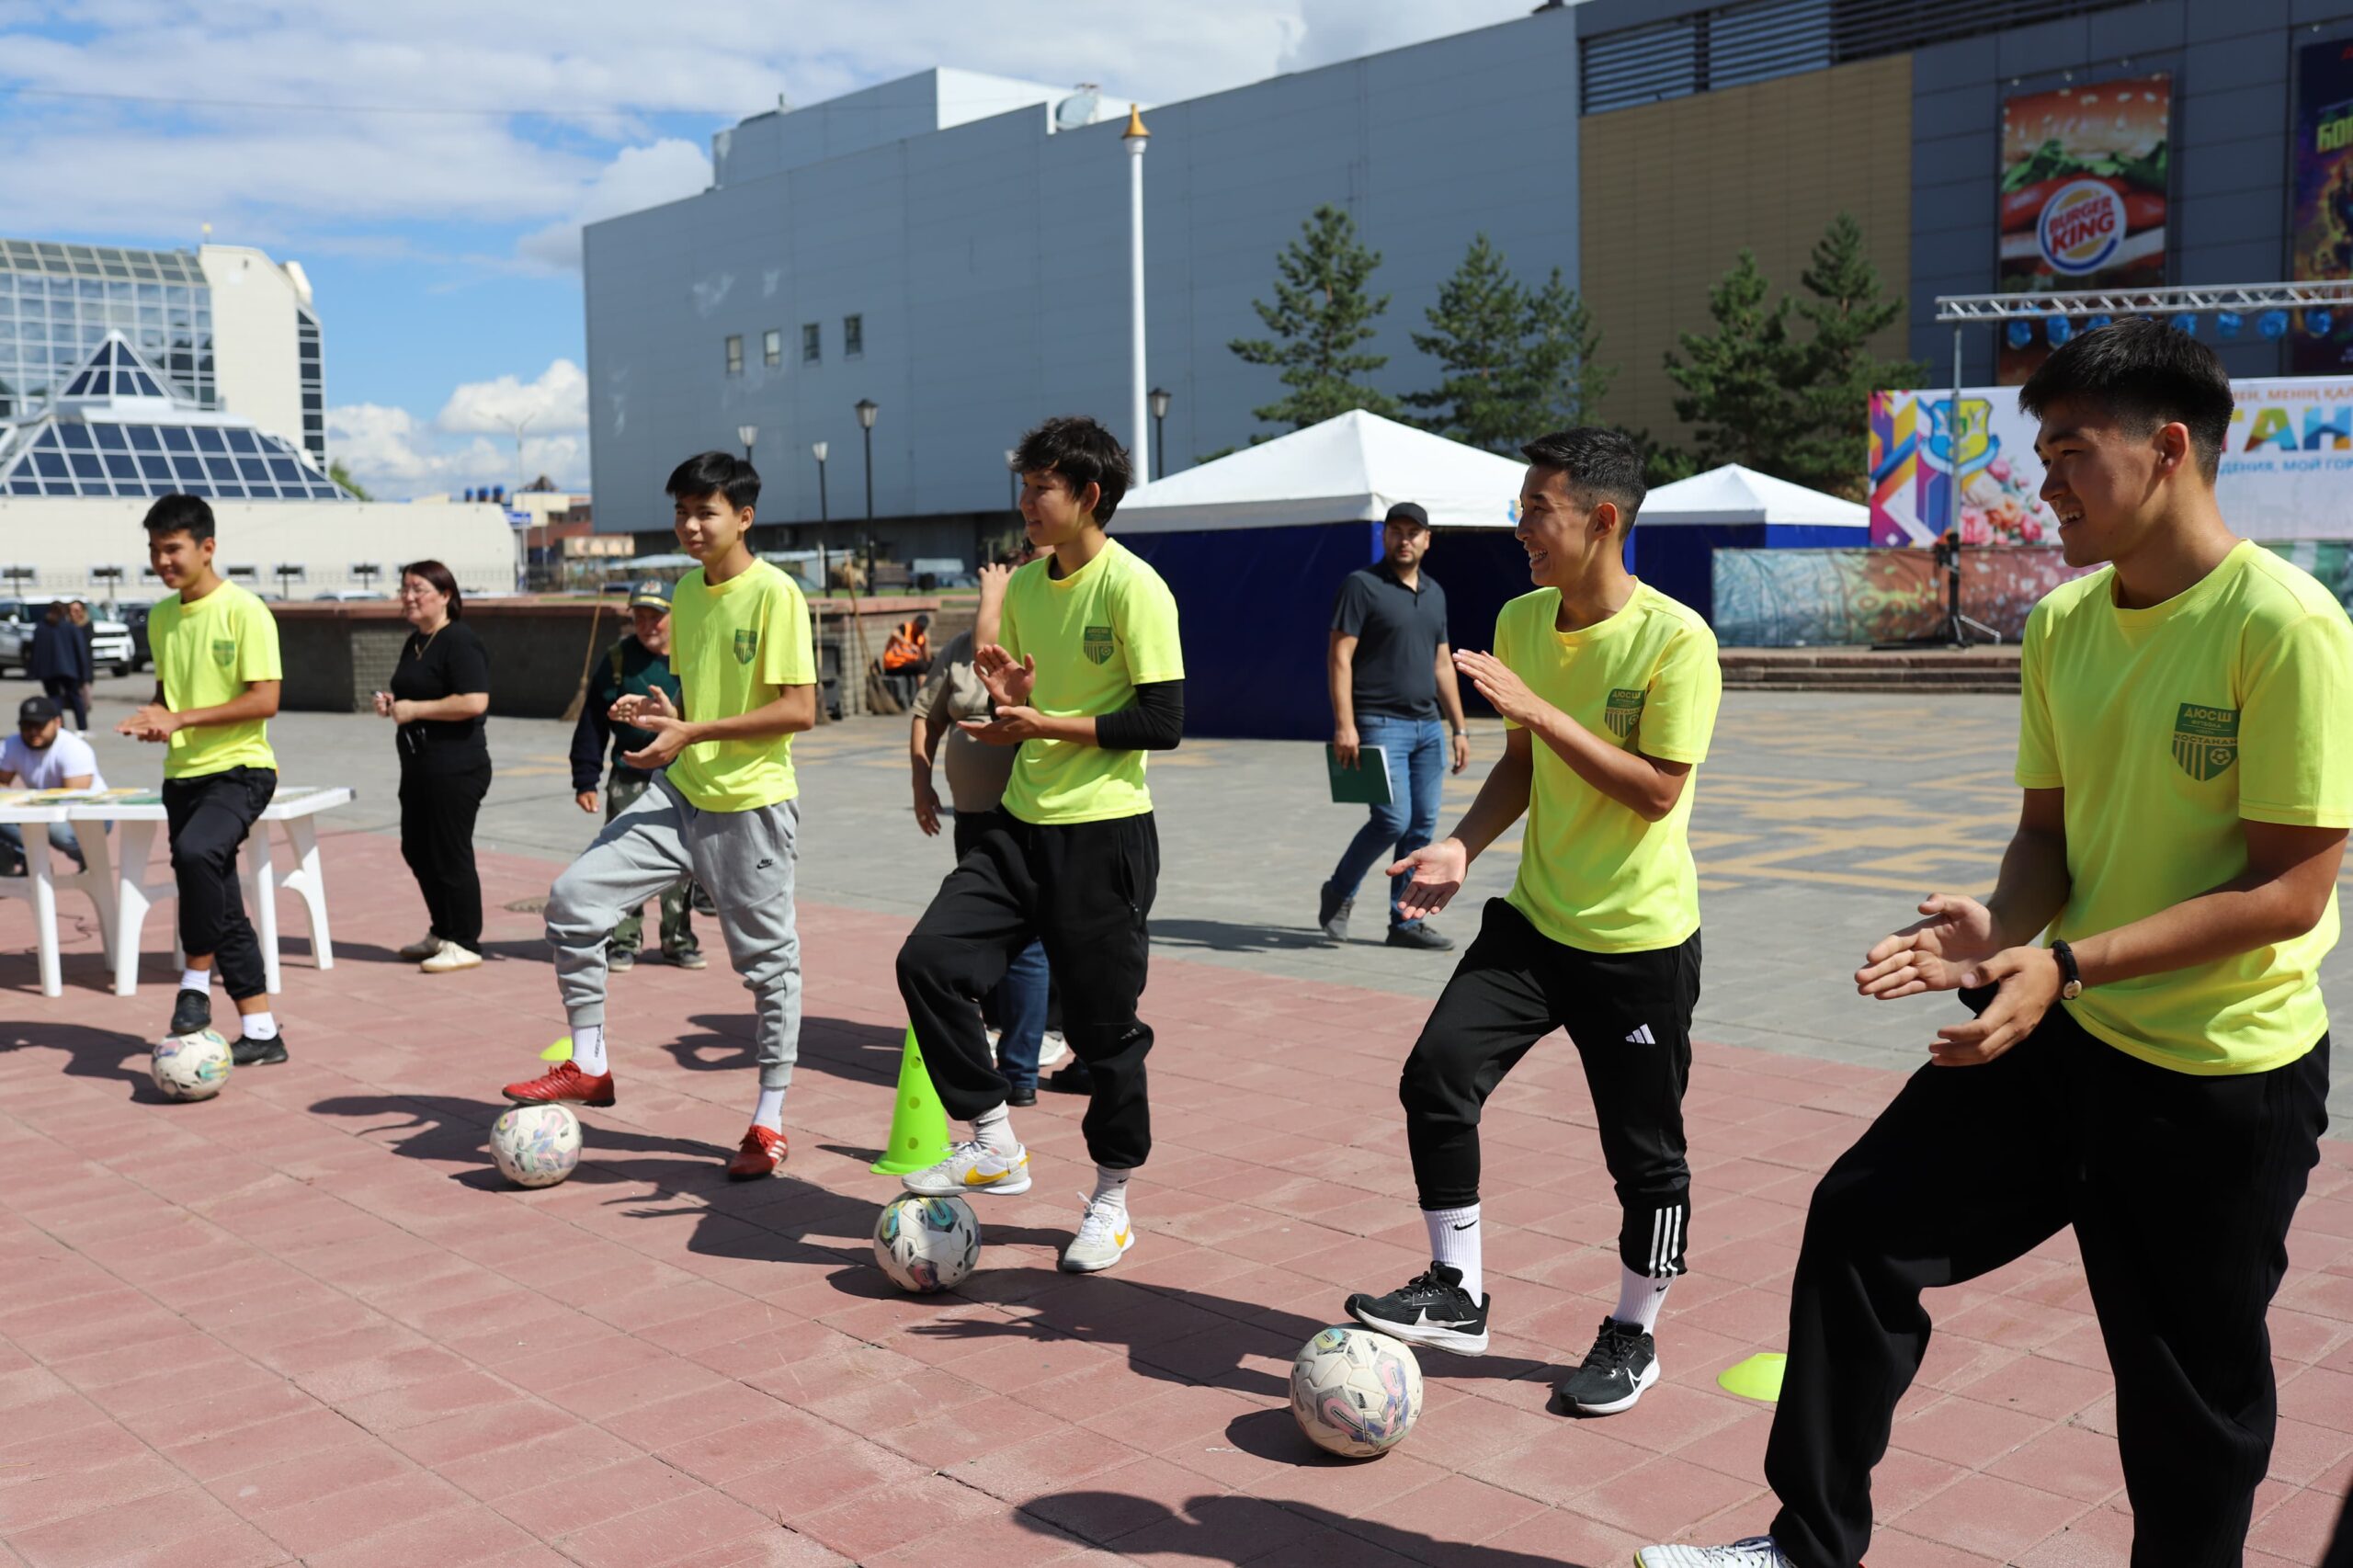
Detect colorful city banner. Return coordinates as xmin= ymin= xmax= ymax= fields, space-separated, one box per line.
xmin=2292 ymin=38 xmax=2353 ymax=374
xmin=1869 ymin=376 xmax=2353 ymax=547
xmin=1996 ymin=74 xmax=2172 ymax=382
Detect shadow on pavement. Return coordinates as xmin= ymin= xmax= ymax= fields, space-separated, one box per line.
xmin=1014 ymin=1488 xmax=1600 ymax=1566
xmin=1150 ymin=918 xmax=1337 ymax=955
xmin=664 ymin=1013 xmax=908 ymax=1089
xmin=1 ymin=1018 xmax=176 ymax=1102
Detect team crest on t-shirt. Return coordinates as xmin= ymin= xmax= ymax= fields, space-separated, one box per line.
xmin=2172 ymin=702 xmax=2238 ymax=781
xmin=1604 ymin=687 xmax=1645 ymax=740
xmin=1083 ymin=625 xmax=1115 ymax=665
xmin=733 ymin=628 xmax=758 ymax=665
xmin=210 ymin=638 xmax=235 ymax=668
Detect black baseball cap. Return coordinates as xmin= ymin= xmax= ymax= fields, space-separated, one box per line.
xmin=1384 ymin=501 xmax=1431 ymax=530
xmin=17 ymin=696 xmax=60 ymax=726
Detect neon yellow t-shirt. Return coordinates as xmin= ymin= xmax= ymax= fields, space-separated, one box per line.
xmin=1000 ymin=538 xmax=1184 ymax=824
xmin=1496 ymin=583 xmax=1721 ymax=952
xmin=2017 ymin=540 xmax=2353 ymax=1074
xmin=149 ymin=580 xmax=281 ymax=779
xmin=665 ymin=560 xmax=816 ymax=812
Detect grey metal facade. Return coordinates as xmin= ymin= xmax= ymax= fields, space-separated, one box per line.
xmin=582 ymin=16 xmax=1583 ymax=540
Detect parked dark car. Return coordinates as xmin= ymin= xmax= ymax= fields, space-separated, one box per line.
xmin=119 ymin=601 xmax=154 ymax=671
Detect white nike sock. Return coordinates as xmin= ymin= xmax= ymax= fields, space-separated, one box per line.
xmin=1424 ymin=1204 xmax=1483 ymax=1301
xmin=240 ymin=1012 xmax=278 ymax=1041
xmin=1089 ymin=1166 xmax=1131 ymax=1218
xmin=1614 ymin=1263 xmax=1672 ymax=1334
xmin=179 ymin=967 xmax=210 ymax=994
xmin=751 ymin=1086 xmax=785 ymax=1131
xmin=972 ymin=1102 xmax=1019 ymax=1155
xmin=571 ymin=1025 xmax=608 ymax=1075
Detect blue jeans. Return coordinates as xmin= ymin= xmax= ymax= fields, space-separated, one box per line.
xmin=0 ymin=819 xmax=86 ymax=870
xmin=954 ymin=812 xmax=1049 ymax=1092
xmin=1327 ymin=715 xmax=1446 ymax=926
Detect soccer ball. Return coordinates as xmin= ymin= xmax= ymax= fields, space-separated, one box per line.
xmin=152 ymin=1030 xmax=233 ymax=1101
xmin=489 ymin=1104 xmax=582 ymax=1188
xmin=1290 ymin=1324 xmax=1424 ymax=1459
xmin=872 ymin=1193 xmax=981 ymax=1293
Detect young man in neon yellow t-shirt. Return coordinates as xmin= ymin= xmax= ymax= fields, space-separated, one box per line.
xmin=120 ymin=494 xmax=287 ymax=1063
xmin=503 ymin=451 xmax=818 ymax=1180
xmin=894 ymin=415 xmax=1183 ymax=1275
xmin=1341 ymin=428 xmax=1721 ymax=1420
xmin=1654 ymin=324 xmax=2349 ymax=1568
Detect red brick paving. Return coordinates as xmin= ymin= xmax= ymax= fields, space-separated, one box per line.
xmin=4 ymin=832 xmax=2352 ymax=1566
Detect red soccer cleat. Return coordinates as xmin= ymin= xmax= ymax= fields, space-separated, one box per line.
xmin=726 ymin=1125 xmax=788 ymax=1180
xmin=502 ymin=1061 xmax=616 ymax=1108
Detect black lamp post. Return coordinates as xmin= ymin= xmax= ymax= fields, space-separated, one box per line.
xmin=1148 ymin=386 xmax=1170 ymax=481
xmin=854 ymin=397 xmax=878 ymax=583
xmin=736 ymin=423 xmax=757 ymax=464
xmin=1005 ymin=448 xmax=1019 ymax=514
xmin=812 ymin=440 xmax=830 ymax=591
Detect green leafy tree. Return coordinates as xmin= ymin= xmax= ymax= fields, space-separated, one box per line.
xmin=1403 ymin=234 xmax=1530 ymax=451
xmin=1522 ymin=268 xmax=1614 ymax=434
xmin=1230 ymin=204 xmax=1398 ymax=431
xmin=327 ymin=459 xmax=372 ymax=501
xmin=1786 ymin=211 xmax=1927 ymax=498
xmin=1662 ymin=248 xmax=1805 ymax=474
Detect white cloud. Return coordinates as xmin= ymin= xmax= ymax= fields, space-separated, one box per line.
xmin=333 ymin=358 xmax=590 ymax=498
xmin=435 ymin=359 xmax=589 ymax=437
xmin=517 ymin=139 xmax=711 ymax=272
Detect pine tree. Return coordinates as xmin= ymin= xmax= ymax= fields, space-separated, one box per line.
xmin=1522 ymin=268 xmax=1614 ymax=434
xmin=1403 ymin=234 xmax=1530 ymax=452
xmin=1786 ymin=211 xmax=1927 ymax=498
xmin=1230 ymin=204 xmax=1398 ymax=431
xmin=1662 ymin=249 xmax=1805 ymax=473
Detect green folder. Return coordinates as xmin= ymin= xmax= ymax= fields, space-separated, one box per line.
xmin=1325 ymin=744 xmax=1393 ymax=806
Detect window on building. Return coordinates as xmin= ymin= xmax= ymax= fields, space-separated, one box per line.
xmin=801 ymin=323 xmax=821 ymax=365
xmin=763 ymin=329 xmax=782 ymax=369
xmin=224 ymin=564 xmax=258 ymax=582
xmin=844 ymin=314 xmax=864 ymax=358
xmin=723 ymin=335 xmax=744 ymax=377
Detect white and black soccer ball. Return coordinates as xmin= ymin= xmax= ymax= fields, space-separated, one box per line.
xmin=489 ymin=1104 xmax=583 ymax=1188
xmin=872 ymin=1193 xmax=981 ymax=1293
xmin=1290 ymin=1324 xmax=1424 ymax=1458
xmin=152 ymin=1029 xmax=233 ymax=1102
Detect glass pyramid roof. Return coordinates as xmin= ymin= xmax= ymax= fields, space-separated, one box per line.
xmin=59 ymin=335 xmax=174 ymax=403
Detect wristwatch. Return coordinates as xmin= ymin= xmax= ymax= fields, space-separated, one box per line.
xmin=2049 ymin=938 xmax=2083 ymax=1000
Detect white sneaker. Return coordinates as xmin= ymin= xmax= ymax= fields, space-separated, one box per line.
xmin=1635 ymin=1539 xmax=1794 ymax=1567
xmin=396 ymin=932 xmax=441 ymax=961
xmin=1060 ymin=1193 xmax=1133 ymax=1273
xmin=1038 ymin=1030 xmax=1070 ymax=1070
xmin=985 ymin=1027 xmax=1002 ymax=1065
xmin=900 ymin=1140 xmax=1031 ymax=1197
xmin=420 ymin=940 xmax=483 ymax=973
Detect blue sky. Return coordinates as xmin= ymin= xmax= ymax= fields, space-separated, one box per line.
xmin=0 ymin=1 xmax=1530 ymax=498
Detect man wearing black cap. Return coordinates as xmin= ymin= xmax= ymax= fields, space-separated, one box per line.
xmin=0 ymin=695 xmax=106 ymax=874
xmin=1320 ymin=501 xmax=1471 ymax=949
xmin=568 ymin=580 xmax=704 ymax=971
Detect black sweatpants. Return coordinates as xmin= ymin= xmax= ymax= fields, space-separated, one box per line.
xmin=1400 ymin=898 xmax=1700 ymax=1278
xmin=1766 ymin=1003 xmax=2330 ymax=1568
xmin=398 ymin=756 xmax=490 ymax=950
xmin=41 ymin=676 xmax=86 ymax=730
xmin=896 ymin=810 xmax=1157 ymax=1169
xmin=162 ymin=766 xmax=276 ymax=1002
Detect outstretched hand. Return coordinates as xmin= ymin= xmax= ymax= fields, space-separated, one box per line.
xmin=1452 ymin=651 xmax=1545 ymax=730
xmin=1388 ymin=837 xmax=1470 ymax=921
xmin=1929 ymin=945 xmax=2063 ymax=1066
xmin=971 ymin=643 xmax=1037 ymax=708
xmin=1856 ymin=893 xmax=2003 ymax=1000
xmin=609 ymin=686 xmax=677 ymax=728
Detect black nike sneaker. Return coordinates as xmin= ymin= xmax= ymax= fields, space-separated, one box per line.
xmin=1554 ymin=1317 xmax=1659 ymax=1415
xmin=1343 ymin=1262 xmax=1491 ymax=1356
xmin=231 ymin=1031 xmax=289 ymax=1067
xmin=166 ymin=987 xmax=210 ymax=1038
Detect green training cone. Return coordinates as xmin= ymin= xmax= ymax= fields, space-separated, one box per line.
xmin=540 ymin=1035 xmax=574 ymax=1062
xmin=1717 ymin=1352 xmax=1786 ymax=1403
xmin=870 ymin=1028 xmax=952 ymax=1176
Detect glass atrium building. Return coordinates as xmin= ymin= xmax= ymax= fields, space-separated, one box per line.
xmin=0 ymin=240 xmax=213 ymax=419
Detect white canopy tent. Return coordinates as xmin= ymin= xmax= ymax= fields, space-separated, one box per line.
xmin=1116 ymin=410 xmax=1524 ymax=534
xmin=1637 ymin=463 xmax=1869 ymax=528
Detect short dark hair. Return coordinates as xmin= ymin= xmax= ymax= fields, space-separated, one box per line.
xmin=2018 ymin=316 xmax=2234 ymax=482
xmin=142 ymin=493 xmax=215 ymax=543
xmin=665 ymin=450 xmax=761 ymax=512
xmin=1519 ymin=427 xmax=1647 ymax=528
xmin=402 ymin=559 xmax=463 ymax=619
xmin=1013 ymin=416 xmax=1132 ymax=526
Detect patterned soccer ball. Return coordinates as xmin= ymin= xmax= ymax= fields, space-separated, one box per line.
xmin=1290 ymin=1324 xmax=1424 ymax=1458
xmin=489 ymin=1104 xmax=582 ymax=1188
xmin=872 ymin=1194 xmax=981 ymax=1293
xmin=152 ymin=1030 xmax=233 ymax=1101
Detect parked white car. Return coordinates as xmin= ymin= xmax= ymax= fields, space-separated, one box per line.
xmin=0 ymin=598 xmax=137 ymax=676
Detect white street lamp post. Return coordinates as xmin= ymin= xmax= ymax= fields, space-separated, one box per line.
xmin=1124 ymin=104 xmax=1150 ymax=482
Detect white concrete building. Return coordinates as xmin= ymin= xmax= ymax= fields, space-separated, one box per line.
xmin=199 ymin=244 xmax=325 ymax=466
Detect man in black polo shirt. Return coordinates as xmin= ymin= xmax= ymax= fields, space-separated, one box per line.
xmin=1320 ymin=502 xmax=1471 ymax=949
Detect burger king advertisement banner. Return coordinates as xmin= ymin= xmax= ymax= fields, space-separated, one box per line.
xmin=1997 ymin=74 xmax=2171 ymax=382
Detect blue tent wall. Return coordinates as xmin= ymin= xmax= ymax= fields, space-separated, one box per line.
xmin=1632 ymin=523 xmax=1862 ymax=622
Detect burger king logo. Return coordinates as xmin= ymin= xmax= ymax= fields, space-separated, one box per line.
xmin=2037 ymin=179 xmax=2128 ymax=276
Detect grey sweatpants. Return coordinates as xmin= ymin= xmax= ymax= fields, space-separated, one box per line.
xmin=546 ymin=774 xmax=803 ymax=1090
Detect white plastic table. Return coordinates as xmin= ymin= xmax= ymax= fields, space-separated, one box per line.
xmin=8 ymin=784 xmax=356 ymax=997
xmin=0 ymin=796 xmax=115 ymax=997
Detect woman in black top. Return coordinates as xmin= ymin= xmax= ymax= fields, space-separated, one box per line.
xmin=374 ymin=560 xmax=492 ymax=972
